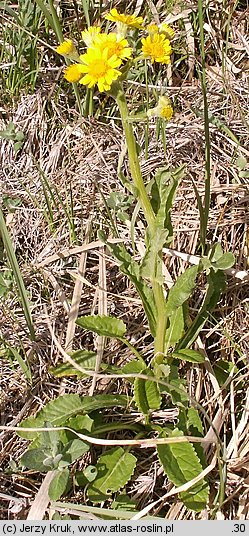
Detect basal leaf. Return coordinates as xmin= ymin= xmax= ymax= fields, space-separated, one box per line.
xmin=157 ymin=429 xmax=209 ymax=511
xmin=134 ymin=370 xmax=161 ymax=415
xmin=20 ymin=448 xmax=55 ymax=472
xmin=87 ymin=447 xmax=137 ymax=503
xmin=160 ymin=365 xmax=188 ymax=407
xmin=172 ymin=349 xmax=205 ymax=363
xmin=187 ymin=408 xmax=204 ymax=436
xmin=121 ymin=360 xmax=145 ymax=384
xmin=49 ymin=350 xmax=97 ymax=378
xmin=187 ymin=408 xmax=206 ymax=469
xmin=60 ymin=439 xmax=89 ymax=465
xmin=76 ymin=315 xmax=126 ymax=338
xmin=48 ymin=468 xmax=70 ymax=500
xmin=18 ymin=394 xmax=128 ymax=440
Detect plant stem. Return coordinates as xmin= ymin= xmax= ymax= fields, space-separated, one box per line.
xmin=153 ymin=282 xmax=167 ymax=364
xmin=197 ymin=0 xmax=211 ymax=252
xmin=114 ymin=85 xmax=155 ymax=229
xmin=114 ymin=84 xmax=167 ymax=361
xmin=120 ymin=338 xmax=146 ymax=366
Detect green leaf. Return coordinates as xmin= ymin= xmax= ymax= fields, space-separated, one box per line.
xmin=20 ymin=448 xmax=56 ymax=472
xmin=0 ymin=208 xmax=35 ymax=341
xmin=172 ymin=349 xmax=205 ymax=363
xmin=214 ymin=359 xmax=238 ymax=388
xmin=140 ymin=227 xmax=169 ymax=284
xmin=187 ymin=408 xmax=204 ymax=436
xmin=209 ymin=242 xmax=223 ymax=262
xmin=121 ymin=359 xmax=145 ymax=381
xmin=160 ymin=364 xmax=188 ymax=407
xmin=76 ymin=315 xmax=126 ymax=338
xmin=18 ymin=394 xmax=128 ymax=440
xmin=187 ymin=408 xmax=206 ymax=468
xmin=99 ymin=239 xmax=157 ymax=336
xmin=178 ymin=269 xmax=226 ymax=348
xmin=60 ymin=439 xmax=89 ymax=466
xmin=236 ymin=156 xmax=247 ymax=170
xmin=165 ymin=265 xmax=199 ymax=316
xmin=87 ymin=447 xmax=137 ymax=502
xmin=134 ymin=370 xmax=161 ymax=415
xmin=164 ymin=307 xmax=185 ymax=347
xmin=2 ymin=346 xmax=32 ymax=383
xmin=112 ymin=494 xmax=137 ymax=511
xmin=214 ymin=252 xmax=235 ymax=270
xmin=49 ymin=350 xmax=97 ymax=378
xmin=48 ymin=468 xmax=70 ymax=500
xmin=157 ymin=429 xmax=209 ymax=511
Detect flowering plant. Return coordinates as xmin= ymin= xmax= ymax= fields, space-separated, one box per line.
xmin=19 ymin=8 xmax=235 ymax=515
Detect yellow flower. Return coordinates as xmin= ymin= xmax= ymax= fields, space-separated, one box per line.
xmin=81 ymin=26 xmax=101 ymax=47
xmin=147 ymin=96 xmax=173 ymax=121
xmin=141 ymin=33 xmax=172 ymax=64
xmin=146 ymin=23 xmax=159 ymax=35
xmin=64 ymin=64 xmax=85 ymax=83
xmin=56 ymin=39 xmax=77 ymax=56
xmin=93 ymin=33 xmax=132 ymax=61
xmin=105 ymin=8 xmax=144 ymax=29
xmin=79 ymin=47 xmax=122 ymax=92
xmin=159 ymin=23 xmax=175 ymax=40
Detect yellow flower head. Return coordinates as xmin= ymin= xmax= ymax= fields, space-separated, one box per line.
xmin=159 ymin=23 xmax=175 ymax=40
xmin=56 ymin=39 xmax=77 ymax=56
xmin=93 ymin=33 xmax=132 ymax=61
xmin=141 ymin=33 xmax=172 ymax=64
xmin=64 ymin=64 xmax=85 ymax=83
xmin=146 ymin=23 xmax=159 ymax=36
xmin=81 ymin=26 xmax=101 ymax=47
xmin=147 ymin=96 xmax=173 ymax=121
xmin=105 ymin=8 xmax=144 ymax=34
xmin=79 ymin=47 xmax=122 ymax=92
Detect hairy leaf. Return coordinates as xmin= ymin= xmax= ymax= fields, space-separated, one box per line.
xmin=87 ymin=447 xmax=137 ymax=502
xmin=172 ymin=349 xmax=205 ymax=363
xmin=49 ymin=350 xmax=97 ymax=378
xmin=20 ymin=448 xmax=57 ymax=472
xmin=140 ymin=227 xmax=168 ymax=284
xmin=18 ymin=394 xmax=128 ymax=440
xmin=214 ymin=252 xmax=235 ymax=270
xmin=134 ymin=370 xmax=161 ymax=415
xmin=165 ymin=265 xmax=199 ymax=317
xmin=164 ymin=307 xmax=185 ymax=348
xmin=99 ymin=239 xmax=157 ymax=336
xmin=48 ymin=468 xmax=70 ymax=500
xmin=157 ymin=429 xmax=209 ymax=511
xmin=76 ymin=315 xmax=126 ymax=338
xmin=178 ymin=269 xmax=226 ymax=348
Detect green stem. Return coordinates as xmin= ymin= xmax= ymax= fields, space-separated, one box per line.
xmin=120 ymin=337 xmax=146 ymax=367
xmin=153 ymin=282 xmax=167 ymax=364
xmin=114 ymin=84 xmax=167 ymax=362
xmin=114 ymin=85 xmax=155 ymax=229
xmin=197 ymin=0 xmax=211 ymax=252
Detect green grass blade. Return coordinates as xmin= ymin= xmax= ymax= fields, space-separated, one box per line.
xmin=0 ymin=209 xmax=36 ymax=341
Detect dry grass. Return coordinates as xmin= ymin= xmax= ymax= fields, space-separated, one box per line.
xmin=1 ymin=0 xmax=249 ymax=521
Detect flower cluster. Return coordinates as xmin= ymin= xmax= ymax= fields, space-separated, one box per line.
xmin=56 ymin=9 xmax=174 ymax=119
